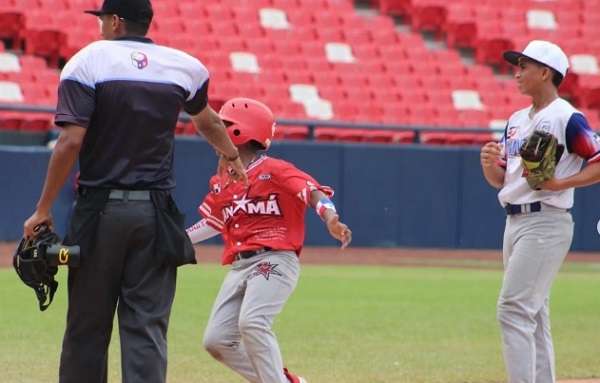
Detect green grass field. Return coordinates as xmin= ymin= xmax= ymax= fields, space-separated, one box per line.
xmin=1 ymin=262 xmax=599 ymax=383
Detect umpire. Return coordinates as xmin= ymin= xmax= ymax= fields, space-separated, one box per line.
xmin=22 ymin=0 xmax=246 ymax=382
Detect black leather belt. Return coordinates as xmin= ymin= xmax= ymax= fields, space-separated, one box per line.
xmin=108 ymin=190 xmax=151 ymax=201
xmin=504 ymin=202 xmax=542 ymax=215
xmin=234 ymin=247 xmax=272 ymax=261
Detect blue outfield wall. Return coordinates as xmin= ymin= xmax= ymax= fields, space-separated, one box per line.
xmin=1 ymin=138 xmax=599 ymax=251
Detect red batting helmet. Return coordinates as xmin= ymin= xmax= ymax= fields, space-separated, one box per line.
xmin=218 ymin=97 xmax=275 ymax=150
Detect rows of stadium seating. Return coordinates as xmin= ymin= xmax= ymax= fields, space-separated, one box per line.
xmin=374 ymin=0 xmax=600 ymax=110
xmin=0 ymin=0 xmax=599 ymax=145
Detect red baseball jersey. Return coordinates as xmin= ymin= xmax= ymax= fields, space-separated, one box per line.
xmin=198 ymin=155 xmax=334 ymax=265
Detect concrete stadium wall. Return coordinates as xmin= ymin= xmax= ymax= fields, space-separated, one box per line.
xmin=2 ymin=138 xmax=600 ymax=251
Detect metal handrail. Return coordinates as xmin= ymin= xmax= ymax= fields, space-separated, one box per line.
xmin=0 ymin=102 xmax=504 ymax=142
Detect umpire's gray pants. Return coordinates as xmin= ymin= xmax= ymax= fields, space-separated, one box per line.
xmin=59 ymin=199 xmax=177 ymax=383
xmin=203 ymin=251 xmax=300 ymax=383
xmin=498 ymin=209 xmax=573 ymax=383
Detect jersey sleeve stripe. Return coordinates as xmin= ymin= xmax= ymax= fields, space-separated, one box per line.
xmin=199 ymin=204 xmax=212 ymax=217
xmin=296 ymin=188 xmax=309 ymax=204
xmin=198 ymin=205 xmax=225 ymax=226
xmin=200 ymin=202 xmax=211 ymax=213
xmin=205 ymin=216 xmax=224 ymax=230
xmin=587 ymin=151 xmax=600 ymax=164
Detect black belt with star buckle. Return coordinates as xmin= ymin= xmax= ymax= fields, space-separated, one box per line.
xmin=234 ymin=247 xmax=273 ymax=261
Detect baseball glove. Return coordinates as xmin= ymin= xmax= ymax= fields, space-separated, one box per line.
xmin=519 ymin=130 xmax=564 ymax=190
xmin=13 ymin=225 xmax=80 ymax=311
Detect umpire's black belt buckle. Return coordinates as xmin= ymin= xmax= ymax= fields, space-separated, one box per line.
xmin=234 ymin=247 xmax=273 ymax=261
xmin=505 ymin=202 xmax=542 ymax=215
xmin=108 ymin=189 xmax=151 ymax=201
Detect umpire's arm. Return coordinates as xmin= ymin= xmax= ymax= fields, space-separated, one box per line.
xmin=23 ymin=124 xmax=85 ymax=238
xmin=190 ymin=106 xmax=247 ymax=184
xmin=190 ymin=106 xmax=238 ymax=159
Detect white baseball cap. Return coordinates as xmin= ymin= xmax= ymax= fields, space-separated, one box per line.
xmin=503 ymin=40 xmax=569 ymax=77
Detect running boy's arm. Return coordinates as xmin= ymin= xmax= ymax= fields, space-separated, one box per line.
xmin=309 ymin=190 xmax=352 ymax=249
xmin=186 ymin=219 xmax=220 ymax=244
xmin=190 ymin=177 xmax=226 ymax=244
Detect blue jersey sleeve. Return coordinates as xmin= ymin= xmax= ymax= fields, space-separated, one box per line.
xmin=565 ymin=113 xmax=600 ymax=163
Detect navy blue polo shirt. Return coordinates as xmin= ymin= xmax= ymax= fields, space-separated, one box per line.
xmin=55 ymin=36 xmax=209 ymax=190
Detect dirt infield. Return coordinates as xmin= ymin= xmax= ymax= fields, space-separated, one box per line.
xmin=2 ymin=241 xmax=599 ymax=268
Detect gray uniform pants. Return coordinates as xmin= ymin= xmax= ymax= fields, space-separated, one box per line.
xmin=203 ymin=251 xmax=300 ymax=383
xmin=498 ymin=209 xmax=573 ymax=383
xmin=59 ymin=199 xmax=177 ymax=383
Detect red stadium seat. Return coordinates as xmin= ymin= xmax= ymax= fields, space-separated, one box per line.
xmin=313 ymin=12 xmax=342 ymax=28
xmin=232 ymin=7 xmax=258 ymax=23
xmin=23 ymin=30 xmax=66 ymax=65
xmin=312 ymin=73 xmax=340 ymax=88
xmin=205 ymin=5 xmax=235 ymax=21
xmin=378 ymin=0 xmax=411 ymax=16
xmin=360 ymin=130 xmax=395 ymax=143
xmin=421 ymin=132 xmax=450 ymax=145
xmin=152 ymin=1 xmax=179 ymax=19
xmin=283 ymin=70 xmax=313 ymax=84
xmin=444 ymin=133 xmax=489 ymax=146
xmin=408 ymin=0 xmax=447 ymax=33
xmin=272 ymin=40 xmax=302 ymax=56
xmin=319 ymin=86 xmax=346 ymax=103
xmin=19 ymin=112 xmax=53 ymax=131
xmin=574 ymin=76 xmax=600 ymax=109
xmin=444 ymin=4 xmax=476 ymax=48
xmin=314 ymin=127 xmax=364 ymax=142
xmin=274 ymin=125 xmax=310 ymax=140
xmin=153 ymin=18 xmax=186 ymax=35
xmin=338 ymin=74 xmax=368 ymax=88
xmin=0 ymin=11 xmax=25 ymax=41
xmin=209 ymin=20 xmax=239 ymax=36
xmin=0 ymin=112 xmax=26 ymax=130
xmin=279 ymin=102 xmax=307 ymax=119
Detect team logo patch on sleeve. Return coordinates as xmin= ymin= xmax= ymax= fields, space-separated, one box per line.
xmin=249 ymin=262 xmax=283 ymax=281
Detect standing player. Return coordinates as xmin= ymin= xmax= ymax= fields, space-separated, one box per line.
xmin=187 ymin=97 xmax=352 ymax=383
xmin=23 ymin=0 xmax=245 ymax=382
xmin=480 ymin=40 xmax=600 ymax=383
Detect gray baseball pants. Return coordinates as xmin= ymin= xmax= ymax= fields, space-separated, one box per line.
xmin=203 ymin=251 xmax=300 ymax=383
xmin=498 ymin=208 xmax=573 ymax=383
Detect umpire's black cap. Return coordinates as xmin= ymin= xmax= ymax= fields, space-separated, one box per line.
xmin=85 ymin=0 xmax=153 ymax=25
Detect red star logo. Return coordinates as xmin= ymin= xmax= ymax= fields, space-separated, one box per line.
xmin=254 ymin=262 xmax=282 ymax=280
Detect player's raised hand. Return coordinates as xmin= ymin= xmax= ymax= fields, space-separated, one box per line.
xmin=326 ymin=215 xmax=352 ymax=249
xmin=480 ymin=142 xmax=503 ymax=168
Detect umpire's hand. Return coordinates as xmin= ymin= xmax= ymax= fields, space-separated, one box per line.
xmin=23 ymin=209 xmax=54 ymax=239
xmin=218 ymin=155 xmax=248 ymax=185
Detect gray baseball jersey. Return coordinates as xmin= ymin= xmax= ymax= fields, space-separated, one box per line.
xmin=496 ymin=98 xmax=600 ymax=383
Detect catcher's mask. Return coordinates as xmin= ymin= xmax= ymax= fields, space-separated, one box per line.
xmin=13 ymin=225 xmax=80 ymax=311
xmin=218 ymin=97 xmax=276 ymax=150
